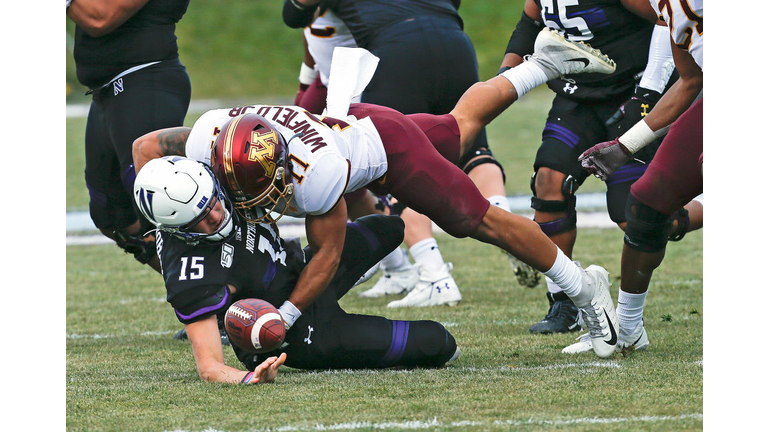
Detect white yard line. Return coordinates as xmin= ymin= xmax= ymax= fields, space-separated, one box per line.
xmin=158 ymin=413 xmax=703 ymax=432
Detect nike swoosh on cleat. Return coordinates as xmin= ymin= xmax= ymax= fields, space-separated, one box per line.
xmin=605 ymin=312 xmax=618 ymax=345
xmin=564 ymin=57 xmax=590 ymax=67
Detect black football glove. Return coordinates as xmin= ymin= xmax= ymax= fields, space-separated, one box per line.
xmin=605 ymin=87 xmax=662 ymax=135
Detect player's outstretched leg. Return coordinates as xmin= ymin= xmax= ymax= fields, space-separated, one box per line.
xmin=471 ymin=206 xmax=619 ymax=358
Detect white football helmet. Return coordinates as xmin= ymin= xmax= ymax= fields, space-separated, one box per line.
xmin=134 ymin=156 xmax=234 ymax=244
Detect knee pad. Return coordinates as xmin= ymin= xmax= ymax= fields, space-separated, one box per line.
xmin=623 ymin=194 xmax=673 ymax=253
xmin=113 ymin=228 xmax=157 ymax=264
xmin=460 ymin=147 xmax=507 ymax=183
xmin=530 ymin=172 xmax=577 ymax=236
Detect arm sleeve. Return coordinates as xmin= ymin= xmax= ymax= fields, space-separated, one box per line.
xmin=638 ymin=24 xmax=675 ymax=94
xmin=505 ymin=11 xmax=544 ymax=57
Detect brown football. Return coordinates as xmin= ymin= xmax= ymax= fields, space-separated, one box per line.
xmin=224 ymin=298 xmax=285 ymax=353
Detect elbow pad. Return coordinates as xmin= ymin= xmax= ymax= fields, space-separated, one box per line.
xmin=505 ymin=12 xmax=544 ymax=57
xmin=283 ymin=0 xmax=319 ymax=28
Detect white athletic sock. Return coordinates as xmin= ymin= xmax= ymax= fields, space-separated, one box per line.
xmin=488 ymin=195 xmax=511 ymax=213
xmin=500 ymin=61 xmax=552 ymax=98
xmin=408 ymin=238 xmax=445 ymax=271
xmin=380 ymin=247 xmax=411 ymax=271
xmin=542 ymin=248 xmax=583 ymax=299
xmin=545 ymin=276 xmax=562 ymax=294
xmin=617 ymin=289 xmax=647 ymax=334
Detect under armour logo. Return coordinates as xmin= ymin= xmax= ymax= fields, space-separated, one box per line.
xmin=304 ymin=325 xmax=314 ymax=345
xmin=563 ymin=83 xmax=578 ymax=94
xmin=640 ymin=103 xmax=650 ymax=117
xmin=435 ymin=282 xmax=450 ymax=293
xmin=113 ymin=78 xmax=124 ymax=95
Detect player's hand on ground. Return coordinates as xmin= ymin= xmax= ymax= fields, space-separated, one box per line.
xmin=250 ymin=353 xmax=287 ymax=384
xmin=578 ymin=138 xmax=632 ymax=180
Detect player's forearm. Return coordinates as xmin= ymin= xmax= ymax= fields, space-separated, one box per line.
xmin=67 ymin=0 xmax=151 ymax=37
xmin=642 ymin=75 xmax=702 ymax=133
xmin=132 ymin=127 xmax=191 ymax=173
xmin=289 ymin=249 xmax=340 ymax=312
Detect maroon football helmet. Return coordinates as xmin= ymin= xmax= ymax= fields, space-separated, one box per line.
xmin=211 ymin=113 xmax=294 ymax=222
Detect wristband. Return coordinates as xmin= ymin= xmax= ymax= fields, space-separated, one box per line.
xmin=619 ymin=120 xmax=657 ymax=154
xmin=240 ymin=371 xmax=255 ymax=384
xmin=278 ymin=300 xmax=301 ymax=329
xmin=299 ymin=63 xmax=318 ymax=85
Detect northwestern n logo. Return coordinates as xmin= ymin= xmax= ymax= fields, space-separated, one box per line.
xmin=113 ymin=78 xmax=124 ymax=95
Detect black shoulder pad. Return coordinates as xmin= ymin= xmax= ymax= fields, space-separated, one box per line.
xmin=283 ymin=0 xmax=319 ymax=28
xmin=170 ymin=285 xmax=231 ymax=325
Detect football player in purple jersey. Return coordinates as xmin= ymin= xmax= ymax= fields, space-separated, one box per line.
xmin=133 ymin=157 xmax=459 ymax=384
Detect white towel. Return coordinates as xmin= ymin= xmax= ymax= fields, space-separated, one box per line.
xmin=324 ymin=47 xmax=380 ymax=118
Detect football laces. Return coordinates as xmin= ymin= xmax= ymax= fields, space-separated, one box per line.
xmin=229 ymin=305 xmax=253 ymax=321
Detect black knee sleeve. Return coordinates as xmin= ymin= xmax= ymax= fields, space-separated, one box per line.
xmin=460 ymin=147 xmax=507 ymax=183
xmin=668 ymin=207 xmax=690 ymax=242
xmin=623 ymin=194 xmax=673 ymax=253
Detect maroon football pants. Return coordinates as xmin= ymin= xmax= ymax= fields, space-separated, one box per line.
xmin=347 ymin=103 xmax=490 ymax=238
xmin=631 ymin=98 xmax=703 ymax=215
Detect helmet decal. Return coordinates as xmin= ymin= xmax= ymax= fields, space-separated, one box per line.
xmin=137 ymin=188 xmax=155 ymax=221
xmin=248 ymin=130 xmax=278 ymax=179
xmin=196 ymin=195 xmax=209 ymax=210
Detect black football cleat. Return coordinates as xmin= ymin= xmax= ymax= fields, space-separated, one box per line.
xmin=172 ymin=325 xmax=230 ymax=346
xmin=172 ymin=327 xmax=189 ymax=341
xmin=529 ymin=291 xmax=582 ymax=334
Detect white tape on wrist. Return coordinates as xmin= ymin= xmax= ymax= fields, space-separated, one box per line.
xmin=299 ymin=63 xmax=318 ymax=85
xmin=278 ymin=301 xmax=302 ymax=329
xmin=620 ymin=120 xmax=657 ymax=154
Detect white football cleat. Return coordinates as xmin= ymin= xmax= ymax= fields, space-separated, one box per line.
xmin=353 ymin=262 xmax=380 ymax=287
xmin=358 ymin=265 xmax=419 ymax=298
xmin=562 ymin=333 xmax=593 ymax=354
xmin=570 ymin=264 xmax=618 ymax=358
xmin=531 ymin=28 xmax=616 ymax=78
xmin=617 ymin=324 xmax=650 ymax=356
xmin=387 ymin=263 xmax=461 ymax=308
xmin=563 ymin=325 xmax=649 ymax=356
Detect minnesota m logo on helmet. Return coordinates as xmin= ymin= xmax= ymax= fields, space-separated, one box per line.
xmin=247 ymin=131 xmax=278 ymax=180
